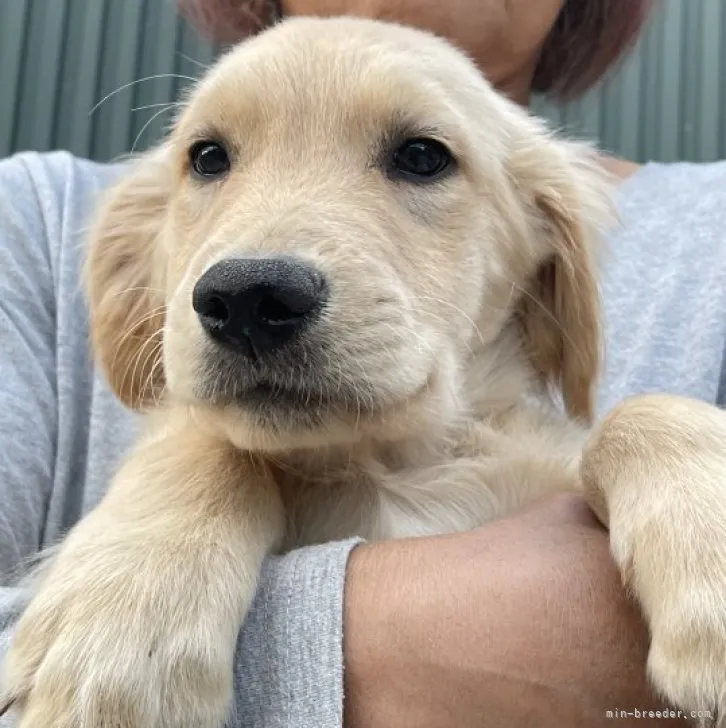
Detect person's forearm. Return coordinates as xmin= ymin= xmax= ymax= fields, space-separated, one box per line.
xmin=343 ymin=495 xmax=685 ymax=728
xmin=343 ymin=529 xmax=545 ymax=728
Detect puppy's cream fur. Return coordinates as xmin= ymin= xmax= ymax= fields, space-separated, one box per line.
xmin=4 ymin=16 xmax=726 ymax=728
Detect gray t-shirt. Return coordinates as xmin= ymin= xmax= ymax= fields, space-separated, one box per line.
xmin=1 ymin=150 xmax=726 ymax=725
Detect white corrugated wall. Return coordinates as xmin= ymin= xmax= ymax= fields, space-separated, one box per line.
xmin=1 ymin=0 xmax=724 ymax=163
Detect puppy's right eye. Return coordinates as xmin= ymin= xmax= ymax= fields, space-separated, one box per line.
xmin=390 ymin=138 xmax=454 ymax=181
xmin=189 ymin=141 xmax=230 ymax=179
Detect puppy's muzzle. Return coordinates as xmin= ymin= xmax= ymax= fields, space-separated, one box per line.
xmin=193 ymin=256 xmax=328 ymax=359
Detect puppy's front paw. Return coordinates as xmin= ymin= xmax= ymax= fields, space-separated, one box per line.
xmin=581 ymin=394 xmax=726 ymax=728
xmin=2 ymin=545 xmax=236 ymax=728
xmin=580 ymin=394 xmax=726 ymax=727
xmin=602 ymin=523 xmax=726 ymax=728
xmin=645 ymin=606 xmax=726 ymax=728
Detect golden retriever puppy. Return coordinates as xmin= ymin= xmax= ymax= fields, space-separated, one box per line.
xmin=3 ymin=15 xmax=726 ymax=728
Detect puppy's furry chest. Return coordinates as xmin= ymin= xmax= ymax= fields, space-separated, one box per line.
xmin=275 ymin=407 xmax=588 ymax=551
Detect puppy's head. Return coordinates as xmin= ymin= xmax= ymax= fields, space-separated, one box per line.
xmin=87 ymin=17 xmax=613 ymax=451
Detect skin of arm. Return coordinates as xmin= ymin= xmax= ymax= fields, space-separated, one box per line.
xmin=343 ymin=494 xmax=686 ymax=728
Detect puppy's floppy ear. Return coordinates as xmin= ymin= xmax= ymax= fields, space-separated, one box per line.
xmin=511 ymin=134 xmax=616 ymax=425
xmin=85 ymin=147 xmax=172 ymax=410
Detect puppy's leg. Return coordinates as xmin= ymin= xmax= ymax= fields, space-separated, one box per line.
xmin=1 ymin=406 xmax=284 ymax=728
xmin=581 ymin=394 xmax=726 ymax=727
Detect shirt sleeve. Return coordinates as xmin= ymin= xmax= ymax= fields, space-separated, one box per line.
xmin=0 ymin=155 xmax=58 ymax=724
xmin=0 ymin=155 xmax=57 ymax=578
xmin=0 ymin=152 xmax=362 ymax=728
xmin=234 ymin=539 xmax=363 ymax=727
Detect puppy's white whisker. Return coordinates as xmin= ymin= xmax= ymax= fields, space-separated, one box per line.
xmin=124 ymin=334 xmax=163 ymax=407
xmin=178 ymin=52 xmax=212 ymax=71
xmin=108 ymin=305 xmax=166 ymax=390
xmin=88 ymin=74 xmax=198 ymax=116
xmin=417 ymin=296 xmax=486 ymax=347
xmin=110 ymin=286 xmax=166 ymax=300
xmin=141 ymin=346 xmax=165 ymax=407
xmin=490 ymin=272 xmax=580 ymax=360
xmin=111 ymin=306 xmax=167 ymax=369
xmin=131 ymin=106 xmax=178 ymax=153
xmin=131 ymin=102 xmax=181 ymax=113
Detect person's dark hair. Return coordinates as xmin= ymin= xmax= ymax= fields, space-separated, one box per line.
xmin=533 ymin=0 xmax=653 ymax=100
xmin=178 ymin=0 xmax=653 ymax=100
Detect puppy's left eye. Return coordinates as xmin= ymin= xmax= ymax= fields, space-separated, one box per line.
xmin=189 ymin=141 xmax=230 ymax=179
xmin=391 ymin=138 xmax=454 ymax=180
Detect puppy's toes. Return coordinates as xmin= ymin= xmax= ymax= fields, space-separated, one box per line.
xmin=0 ymin=694 xmax=18 ymax=719
xmin=647 ymin=621 xmax=726 ymax=727
xmin=1 ymin=646 xmax=40 ymax=722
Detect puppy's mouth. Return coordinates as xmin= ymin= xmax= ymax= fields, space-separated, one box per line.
xmin=194 ymin=349 xmax=366 ymax=419
xmin=190 ymin=329 xmax=425 ymax=427
xmin=241 ymin=381 xmax=333 ymax=410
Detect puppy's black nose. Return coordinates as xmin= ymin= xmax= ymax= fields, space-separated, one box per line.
xmin=192 ymin=256 xmax=327 ymax=357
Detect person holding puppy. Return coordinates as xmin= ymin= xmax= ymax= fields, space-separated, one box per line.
xmin=0 ymin=1 xmax=723 ymax=727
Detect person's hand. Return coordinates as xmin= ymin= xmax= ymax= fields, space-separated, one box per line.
xmin=343 ymin=493 xmax=686 ymax=728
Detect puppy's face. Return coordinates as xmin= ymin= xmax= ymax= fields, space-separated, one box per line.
xmin=88 ymin=18 xmax=612 ymax=451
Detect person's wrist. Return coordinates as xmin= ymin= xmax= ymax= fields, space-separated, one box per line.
xmin=343 ymin=536 xmax=423 ymax=728
xmin=343 ymin=526 xmax=526 ymax=728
